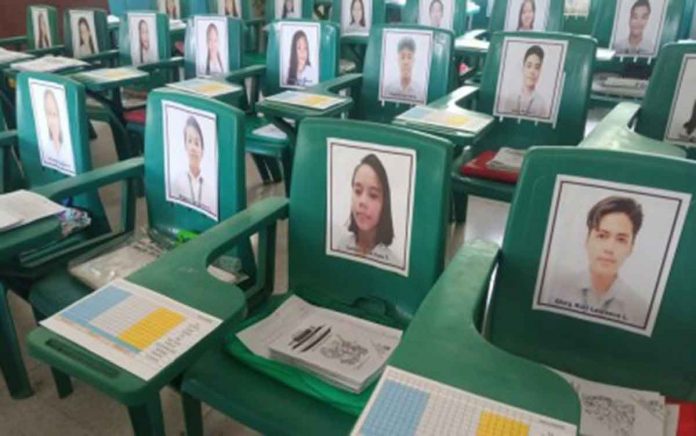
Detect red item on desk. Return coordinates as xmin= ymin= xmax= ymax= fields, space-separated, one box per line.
xmin=667 ymin=399 xmax=696 ymax=436
xmin=459 ymin=151 xmax=519 ymax=184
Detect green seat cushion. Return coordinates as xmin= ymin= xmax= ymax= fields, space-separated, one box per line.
xmin=28 ymin=269 xmax=92 ymax=318
xmin=244 ymin=114 xmax=290 ymax=158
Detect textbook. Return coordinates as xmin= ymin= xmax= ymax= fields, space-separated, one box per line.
xmin=237 ymin=295 xmax=402 ymax=393
xmin=455 ymin=37 xmax=490 ymax=53
xmin=0 ymin=190 xmax=65 ymax=232
xmin=74 ymin=67 xmax=148 ymax=83
xmin=166 ymin=78 xmax=243 ymax=97
xmin=487 ymin=147 xmax=526 ymax=172
xmin=460 ymin=148 xmax=527 ymax=184
xmin=396 ymin=106 xmax=493 ymax=134
xmin=0 ymin=47 xmax=33 ymax=64
xmin=264 ymin=91 xmax=347 ymax=110
xmin=11 ymin=56 xmax=88 ymax=73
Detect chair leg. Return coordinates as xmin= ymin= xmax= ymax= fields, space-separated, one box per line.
xmin=251 ymin=154 xmax=272 ymax=184
xmin=281 ymin=149 xmax=293 ymax=196
xmin=127 ymin=394 xmax=166 ymax=436
xmin=31 ymin=307 xmax=74 ymax=398
xmin=181 ymin=391 xmax=204 ymax=436
xmin=266 ymin=157 xmax=283 ymax=184
xmin=0 ymin=284 xmax=33 ymax=399
xmin=452 ymin=191 xmax=468 ymax=224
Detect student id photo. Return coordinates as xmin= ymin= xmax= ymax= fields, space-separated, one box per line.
xmin=494 ymin=37 xmax=567 ymax=123
xmin=218 ymin=0 xmax=242 ymax=17
xmin=32 ymin=7 xmax=53 ymax=49
xmin=276 ymin=0 xmax=302 ymax=18
xmin=664 ymin=54 xmax=696 ymax=147
xmin=418 ymin=0 xmax=454 ymax=30
xmin=610 ymin=0 xmax=668 ymax=58
xmin=194 ymin=16 xmax=229 ymax=77
xmin=129 ymin=13 xmax=159 ymax=66
xmin=163 ymin=100 xmax=219 ymax=221
xmin=379 ymin=29 xmax=433 ymax=106
xmin=532 ymin=175 xmax=690 ymax=336
xmin=504 ymin=0 xmax=550 ymax=32
xmin=326 ymin=138 xmax=416 ymax=277
xmin=279 ymin=22 xmax=320 ymax=89
xmin=70 ymin=11 xmax=99 ymax=58
xmin=341 ymin=0 xmax=372 ymax=36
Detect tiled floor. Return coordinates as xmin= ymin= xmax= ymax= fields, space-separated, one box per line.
xmin=1 ymin=107 xmax=610 ymax=435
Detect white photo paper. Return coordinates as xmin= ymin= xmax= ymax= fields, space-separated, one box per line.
xmin=218 ymin=0 xmax=242 ymax=17
xmin=610 ymin=0 xmax=667 ymax=58
xmin=158 ymin=0 xmax=181 ymax=19
xmin=276 ymin=0 xmax=302 ymax=18
xmin=418 ymin=0 xmax=454 ymax=30
xmin=326 ymin=138 xmax=416 ymax=276
xmin=341 ymin=0 xmax=372 ymax=36
xmin=163 ymin=100 xmax=219 ymax=220
xmin=532 ymin=175 xmax=691 ymax=336
xmin=664 ymin=55 xmax=696 ymax=147
xmin=494 ymin=37 xmax=568 ymax=123
xmin=564 ymin=0 xmax=591 ymax=17
xmin=194 ymin=16 xmax=229 ymax=77
xmin=379 ymin=29 xmax=433 ymax=105
xmin=129 ymin=13 xmax=159 ymax=66
xmin=32 ymin=7 xmax=53 ymax=49
xmin=70 ymin=11 xmax=99 ymax=58
xmin=29 ymin=79 xmax=76 ymax=176
xmin=279 ymin=22 xmax=320 ymax=89
xmin=504 ymin=0 xmax=550 ymax=31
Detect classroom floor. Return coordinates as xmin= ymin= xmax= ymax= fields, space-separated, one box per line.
xmin=1 ymin=107 xmax=609 ymax=435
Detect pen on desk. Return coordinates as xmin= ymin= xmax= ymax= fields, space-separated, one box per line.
xmin=301 ymin=327 xmax=331 ymax=353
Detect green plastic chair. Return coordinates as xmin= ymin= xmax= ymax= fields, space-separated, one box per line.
xmin=682 ymin=0 xmax=696 ymax=38
xmin=27 ymin=88 xmax=256 ymax=406
xmin=329 ymin=0 xmax=387 ymax=72
xmin=0 ymin=112 xmax=24 ymax=194
xmin=457 ymin=146 xmax=695 ymax=404
xmin=445 ymin=31 xmax=597 ymax=221
xmin=209 ymin=0 xmax=266 ymax=56
xmin=63 ymin=9 xmax=118 ymax=65
xmin=470 ymin=0 xmax=492 ymax=28
xmin=0 ymin=72 xmax=116 ymax=400
xmin=175 ymin=116 xmax=453 ymax=435
xmin=590 ymin=0 xmax=687 ymax=106
xmin=224 ymin=19 xmax=340 ymax=188
xmin=402 ymin=0 xmax=470 ymax=36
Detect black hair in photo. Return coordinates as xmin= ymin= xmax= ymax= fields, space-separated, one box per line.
xmin=586 ymin=196 xmax=644 ymax=240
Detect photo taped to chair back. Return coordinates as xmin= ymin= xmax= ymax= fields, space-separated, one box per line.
xmin=29 ymin=78 xmax=76 ymax=176
xmin=276 ymin=0 xmax=302 ymax=18
xmin=418 ymin=0 xmax=454 ymax=31
xmin=195 ymin=16 xmax=229 ymax=77
xmin=610 ymin=0 xmax=668 ymax=58
xmin=32 ymin=7 xmax=53 ymax=49
xmin=379 ymin=29 xmax=433 ymax=105
xmin=532 ymin=175 xmax=690 ymax=336
xmin=664 ymin=55 xmax=696 ymax=147
xmin=341 ymin=0 xmax=373 ymax=36
xmin=129 ymin=13 xmax=160 ymax=66
xmin=494 ymin=37 xmax=567 ymax=123
xmin=326 ymin=138 xmax=417 ymax=277
xmin=219 ymin=0 xmax=242 ymax=17
xmin=504 ymin=0 xmax=551 ymax=32
xmin=158 ymin=0 xmax=181 ymax=19
xmin=70 ymin=10 xmax=99 ymax=58
xmin=163 ymin=100 xmax=220 ymax=221
xmin=564 ymin=0 xmax=590 ymax=17
xmin=279 ymin=22 xmax=320 ymax=89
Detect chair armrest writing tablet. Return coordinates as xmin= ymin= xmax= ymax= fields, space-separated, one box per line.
xmin=136 ymin=57 xmax=184 ymax=72
xmin=308 ymin=73 xmax=362 ymax=96
xmin=25 ymin=45 xmax=66 ymax=57
xmin=223 ymin=64 xmax=267 ymax=83
xmin=0 ymin=129 xmax=18 ymax=148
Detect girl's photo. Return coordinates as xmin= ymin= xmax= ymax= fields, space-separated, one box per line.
xmin=32 ymin=8 xmax=52 ymax=49
xmin=218 ymin=0 xmax=242 ymax=17
xmin=326 ymin=139 xmax=416 ymax=276
xmin=159 ymin=0 xmax=181 ymax=19
xmin=665 ymin=55 xmax=696 ymax=147
xmin=29 ymin=79 xmax=76 ymax=176
xmin=341 ymin=0 xmax=372 ymax=36
xmin=494 ymin=37 xmax=568 ymax=123
xmin=504 ymin=0 xmax=550 ymax=32
xmin=195 ymin=17 xmax=229 ymax=77
xmin=418 ymin=0 xmax=454 ymax=30
xmin=279 ymin=23 xmax=320 ymax=88
xmin=128 ymin=13 xmax=159 ymax=65
xmin=379 ymin=29 xmax=433 ymax=105
xmin=532 ymin=175 xmax=690 ymax=336
xmin=164 ymin=101 xmax=219 ymax=221
xmin=276 ymin=0 xmax=301 ymax=18
xmin=610 ymin=0 xmax=667 ymax=58
xmin=70 ymin=11 xmax=99 ymax=58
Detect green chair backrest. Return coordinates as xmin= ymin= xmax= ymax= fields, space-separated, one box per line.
xmin=143 ymin=88 xmax=247 ymax=237
xmin=189 ymin=0 xmax=211 ymax=15
xmin=471 ymin=0 xmax=492 ymax=28
xmin=402 ymin=0 xmax=469 ymax=36
xmin=266 ymin=0 xmax=314 ymax=20
xmin=261 ymin=20 xmax=340 ymax=95
xmin=119 ymin=11 xmax=172 ymax=66
xmin=15 ymin=72 xmax=106 ymax=218
xmin=289 ymin=118 xmax=452 ymax=326
xmin=109 ymin=0 xmax=154 ymax=16
xmin=183 ymin=15 xmax=245 ymax=78
xmin=562 ymin=0 xmax=599 ymax=35
xmin=329 ymin=0 xmax=387 ymax=38
xmin=487 ymin=146 xmax=696 ymax=399
xmin=357 ymin=24 xmax=455 ymax=123
xmin=210 ymin=0 xmax=261 ymax=18
xmin=679 ymin=0 xmax=696 ymax=37
xmin=153 ymin=0 xmax=191 ymax=19
xmin=63 ymin=9 xmax=111 ymax=59
xmin=488 ymin=0 xmax=564 ymax=33
xmin=476 ymin=31 xmax=596 ymax=149
xmin=635 ymin=41 xmax=696 ymax=157
xmin=592 ymin=0 xmax=685 ymax=57
xmin=27 ymin=5 xmax=61 ymax=50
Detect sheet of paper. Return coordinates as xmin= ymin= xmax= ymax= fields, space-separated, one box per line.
xmin=664 ymin=404 xmax=679 ymax=436
xmin=265 ymin=91 xmax=346 ymax=110
xmin=0 ymin=47 xmax=33 ymax=64
xmin=166 ymin=78 xmax=242 ymax=97
xmin=0 ymin=210 xmax=22 ymax=231
xmin=553 ymin=370 xmax=665 ymax=436
xmin=11 ymin=56 xmax=88 ymax=72
xmin=251 ymin=123 xmax=288 ymax=140
xmin=596 ymin=48 xmax=616 ymax=62
xmin=107 ymin=15 xmax=120 ymax=25
xmin=455 ymin=38 xmax=490 ymax=52
xmin=0 ymin=190 xmax=65 ymax=232
xmin=41 ymin=279 xmax=222 ymax=381
xmin=169 ymin=19 xmax=186 ymax=30
xmin=76 ymin=67 xmax=148 ymax=83
xmin=396 ymin=106 xmax=493 ymax=133
xmin=352 ymin=366 xmax=577 ymax=436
